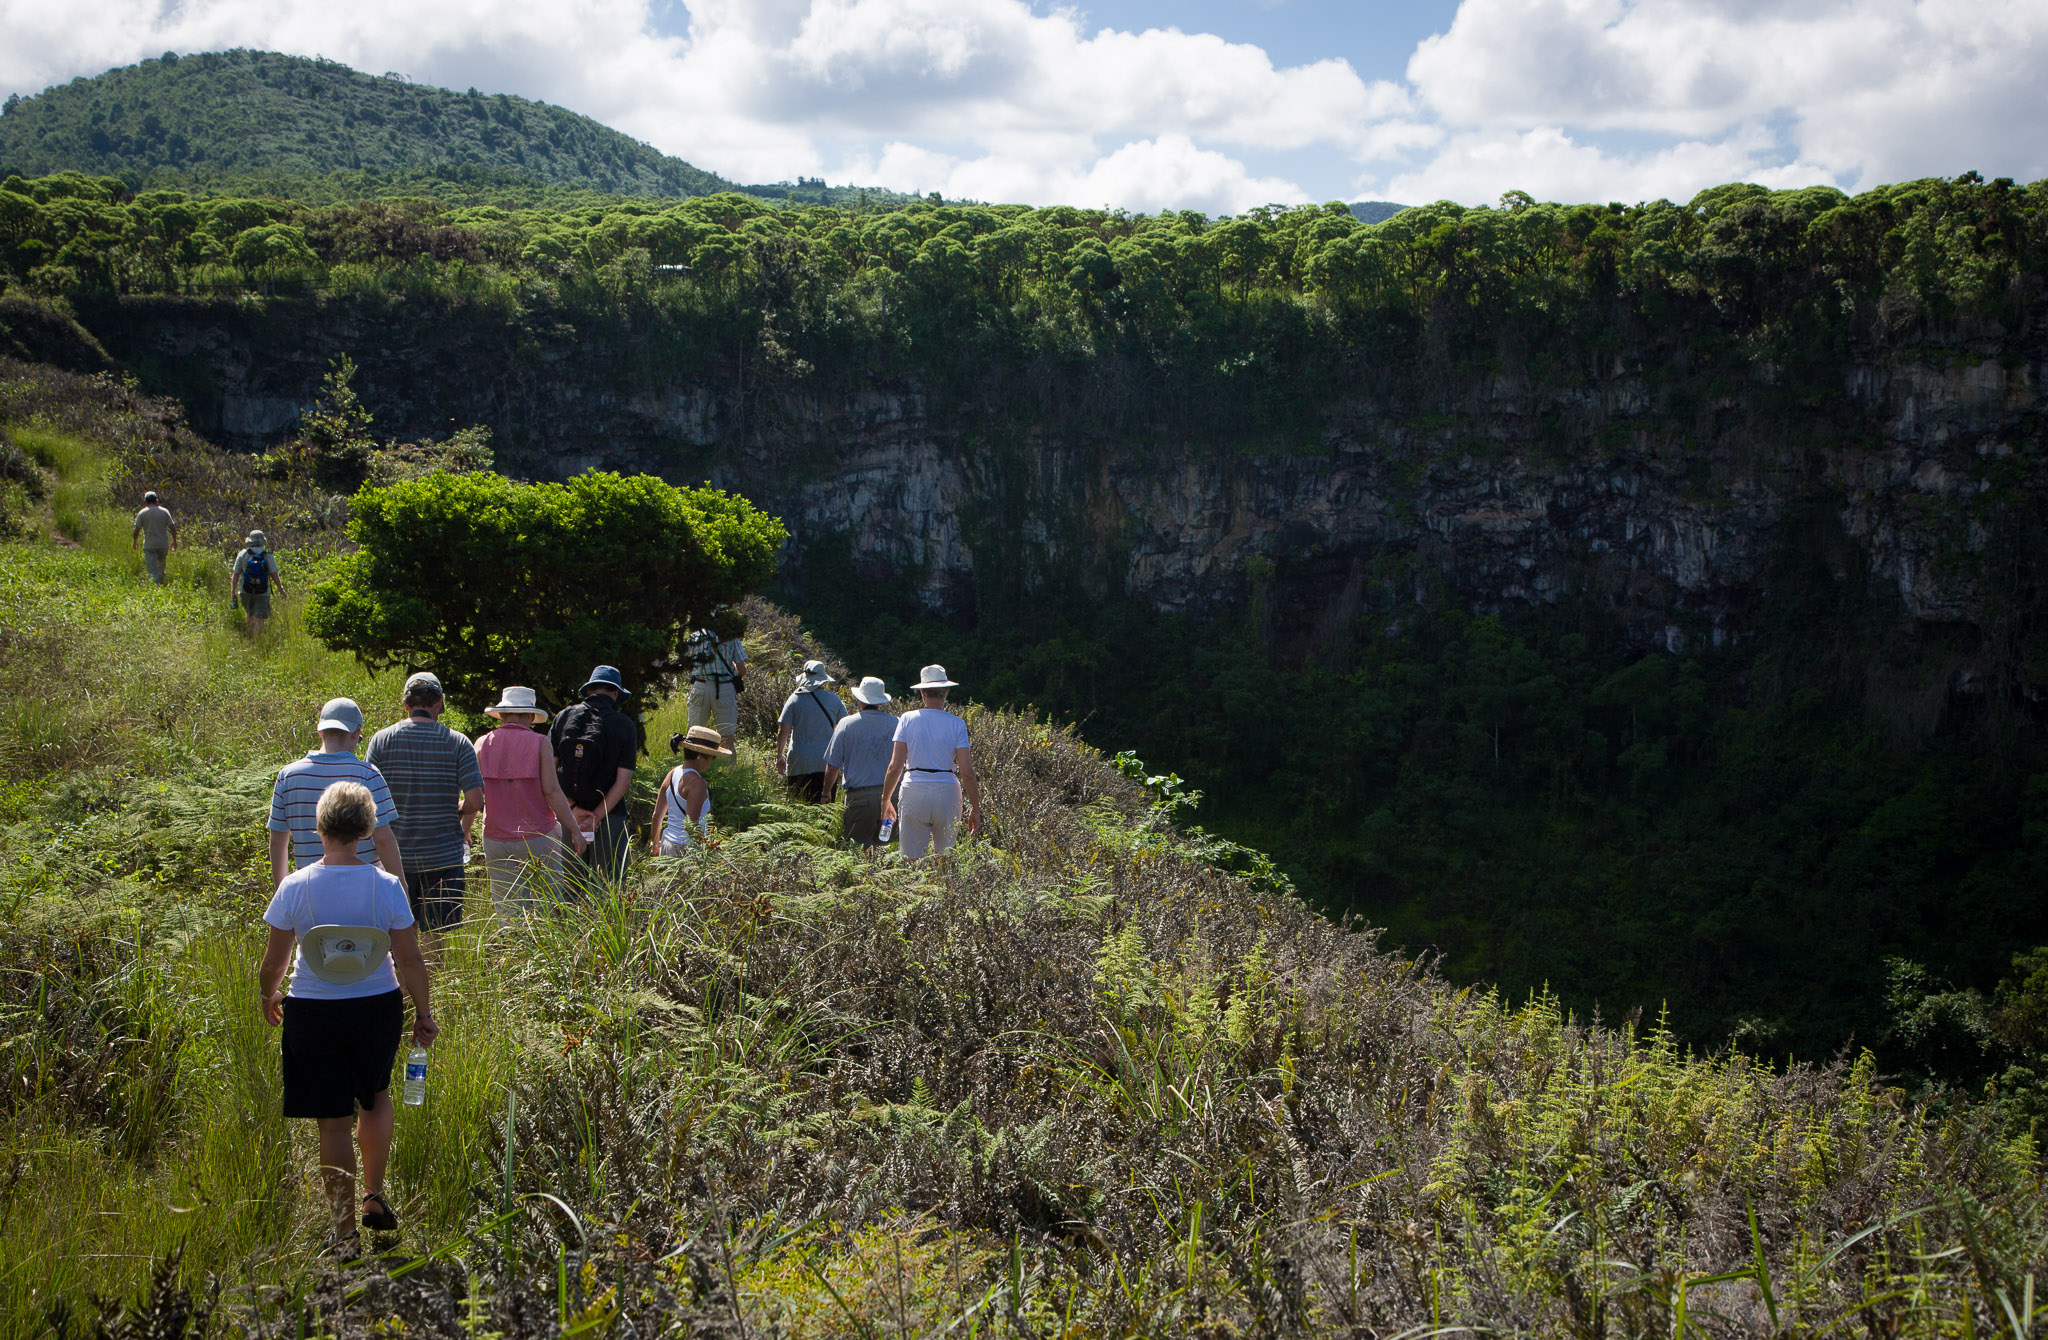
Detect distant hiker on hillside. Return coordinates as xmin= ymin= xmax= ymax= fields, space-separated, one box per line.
xmin=475 ymin=686 xmax=587 ymax=922
xmin=777 ymin=660 xmax=847 ymax=803
xmin=267 ymin=698 xmax=405 ymax=893
xmin=822 ymin=676 xmax=897 ymax=846
xmin=651 ymin=726 xmax=731 ymax=856
xmin=550 ymin=665 xmax=638 ymax=881
xmin=880 ymin=665 xmax=982 ymax=860
xmin=365 ymin=672 xmax=482 ymax=932
xmin=257 ymin=779 xmax=436 ymax=1259
xmin=685 ymin=626 xmax=747 ymax=749
xmin=232 ymin=529 xmax=285 ymax=635
xmin=131 ymin=490 xmax=177 ymax=584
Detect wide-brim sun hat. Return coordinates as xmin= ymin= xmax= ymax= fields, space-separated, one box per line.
xmin=246 ymin=530 xmax=267 ymax=547
xmin=485 ymin=685 xmax=550 ymax=720
xmin=851 ymin=676 xmax=890 ymax=705
xmin=796 ymin=658 xmax=836 ymax=688
xmin=680 ymin=725 xmax=734 ymax=757
xmin=913 ymin=664 xmax=959 ymax=689
xmin=581 ymin=664 xmax=632 ymax=696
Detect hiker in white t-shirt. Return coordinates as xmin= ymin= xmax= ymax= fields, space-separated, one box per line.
xmin=880 ymin=664 xmax=982 ymax=859
xmin=651 ymin=726 xmax=732 ymax=855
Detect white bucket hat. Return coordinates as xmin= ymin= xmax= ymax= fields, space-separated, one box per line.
xmin=851 ymin=676 xmax=890 ymax=705
xmin=485 ymin=685 xmax=549 ymax=720
xmin=913 ymin=664 xmax=959 ymax=689
xmin=796 ymin=659 xmax=836 ymax=689
xmin=298 ymin=925 xmax=391 ymax=985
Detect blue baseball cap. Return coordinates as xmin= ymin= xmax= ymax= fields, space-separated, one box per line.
xmin=581 ymin=665 xmax=631 ymax=696
xmin=316 ymin=697 xmax=364 ymax=733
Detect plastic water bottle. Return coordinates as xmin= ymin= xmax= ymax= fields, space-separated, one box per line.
xmin=878 ymin=817 xmax=895 ymax=843
xmin=403 ymin=1046 xmax=428 ymax=1106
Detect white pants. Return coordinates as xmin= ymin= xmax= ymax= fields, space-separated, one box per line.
xmin=897 ymin=782 xmax=961 ymax=860
xmin=481 ymin=828 xmax=567 ymax=922
xmin=687 ymin=680 xmax=739 ymax=738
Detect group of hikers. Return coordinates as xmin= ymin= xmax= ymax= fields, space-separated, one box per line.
xmin=131 ymin=491 xmax=283 ymax=635
xmin=198 ymin=466 xmax=984 ymax=1254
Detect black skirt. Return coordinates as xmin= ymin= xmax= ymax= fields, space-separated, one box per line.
xmin=280 ymin=989 xmax=404 ymax=1119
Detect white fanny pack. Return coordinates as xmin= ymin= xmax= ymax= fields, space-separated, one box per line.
xmin=298 ymin=924 xmax=391 ymax=984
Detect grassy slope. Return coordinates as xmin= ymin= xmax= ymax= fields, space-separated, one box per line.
xmin=0 ymin=363 xmax=2042 ymax=1336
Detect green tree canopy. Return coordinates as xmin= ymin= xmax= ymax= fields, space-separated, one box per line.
xmin=306 ymin=470 xmax=786 ymax=713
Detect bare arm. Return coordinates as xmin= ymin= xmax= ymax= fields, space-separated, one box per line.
xmin=822 ymin=763 xmax=842 ymax=800
xmin=388 ymin=926 xmax=438 ymax=1047
xmin=880 ymin=742 xmax=909 ymax=822
xmin=775 ymin=723 xmax=793 ymax=776
xmin=258 ymin=925 xmax=294 ymax=1025
xmin=956 ymin=747 xmax=982 ymax=835
xmin=649 ymin=772 xmax=672 ymax=846
xmin=269 ymin=829 xmax=291 ymax=888
xmin=458 ymin=785 xmax=483 ymax=846
xmin=372 ymin=826 xmax=407 ymax=892
xmin=599 ymin=766 xmax=632 ymax=823
xmin=538 ymin=742 xmax=589 ymax=853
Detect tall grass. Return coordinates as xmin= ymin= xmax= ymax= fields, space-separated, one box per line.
xmin=0 ymin=359 xmax=2041 ymax=1336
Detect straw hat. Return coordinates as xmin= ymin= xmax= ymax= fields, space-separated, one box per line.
xmin=676 ymin=724 xmax=734 ymax=757
xmin=485 ymin=686 xmax=549 ymax=720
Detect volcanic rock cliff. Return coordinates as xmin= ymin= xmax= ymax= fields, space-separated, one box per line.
xmin=55 ymin=292 xmax=2048 ymax=684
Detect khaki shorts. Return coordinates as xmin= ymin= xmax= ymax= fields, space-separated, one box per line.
xmin=687 ymin=680 xmax=739 ymax=738
xmin=239 ymin=589 xmax=272 ymax=619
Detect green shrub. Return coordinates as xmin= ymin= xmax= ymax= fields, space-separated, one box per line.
xmin=307 ymin=469 xmax=786 ymax=713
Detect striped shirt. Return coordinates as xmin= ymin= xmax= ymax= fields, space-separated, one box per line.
xmin=366 ymin=717 xmax=482 ymax=870
xmin=267 ymin=750 xmax=398 ymax=868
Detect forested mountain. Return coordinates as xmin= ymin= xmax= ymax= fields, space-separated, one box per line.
xmin=0 ymin=52 xmax=943 ymax=209
xmin=3 ymin=167 xmax=2045 ymax=1062
xmin=0 ymin=50 xmax=737 ymax=198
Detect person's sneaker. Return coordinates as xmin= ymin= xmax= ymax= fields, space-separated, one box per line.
xmin=362 ymin=1192 xmax=399 ymax=1232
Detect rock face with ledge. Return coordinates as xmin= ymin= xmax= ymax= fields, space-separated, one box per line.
xmin=70 ymin=294 xmax=2048 ymax=680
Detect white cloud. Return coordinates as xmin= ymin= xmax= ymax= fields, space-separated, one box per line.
xmin=1398 ymin=0 xmax=2048 ymax=199
xmin=1 ymin=0 xmax=2043 ymax=210
xmin=1377 ymin=125 xmax=1836 ymax=207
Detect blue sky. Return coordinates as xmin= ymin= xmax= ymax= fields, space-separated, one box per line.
xmin=4 ymin=0 xmax=2044 ymax=213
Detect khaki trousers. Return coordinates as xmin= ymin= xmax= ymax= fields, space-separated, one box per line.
xmin=482 ymin=828 xmax=567 ymax=922
xmin=897 ymin=782 xmax=960 ymax=860
xmin=142 ymin=548 xmax=168 ymax=584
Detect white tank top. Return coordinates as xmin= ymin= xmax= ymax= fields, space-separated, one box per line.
xmin=660 ymin=766 xmax=712 ymax=845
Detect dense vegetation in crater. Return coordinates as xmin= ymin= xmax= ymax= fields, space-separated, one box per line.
xmin=3 ymin=160 xmax=2045 ymax=1063
xmin=2 ymin=362 xmax=2045 ymax=1337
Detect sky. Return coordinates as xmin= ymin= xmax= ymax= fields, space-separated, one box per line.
xmin=2 ymin=0 xmax=2045 ymax=215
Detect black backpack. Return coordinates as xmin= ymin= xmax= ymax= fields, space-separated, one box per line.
xmin=242 ymin=550 xmax=271 ymax=594
xmin=553 ymin=702 xmax=616 ymax=808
